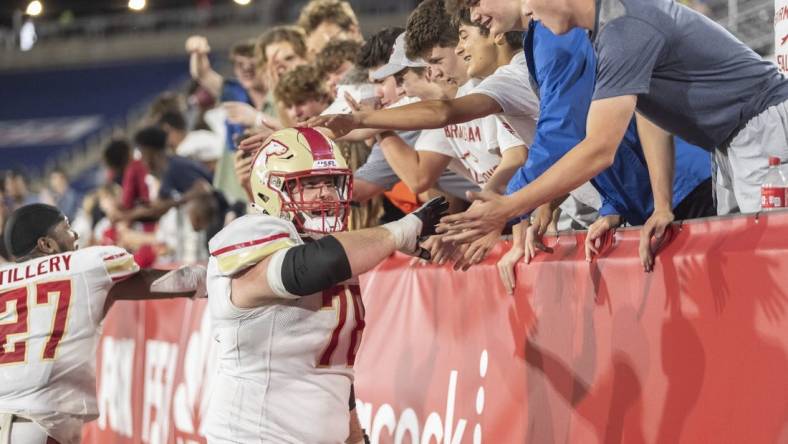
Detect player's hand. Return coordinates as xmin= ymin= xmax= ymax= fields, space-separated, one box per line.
xmin=639 ymin=209 xmax=674 ymax=272
xmin=497 ymin=241 xmax=524 ymax=295
xmin=223 ymin=102 xmax=260 ymax=127
xmin=454 ymin=229 xmax=501 ymax=271
xmin=185 ymin=35 xmax=210 ymax=54
xmin=304 ymin=113 xmax=363 ymax=139
xmin=585 ymin=214 xmax=621 ymax=262
xmin=437 ymin=190 xmax=512 ymax=244
xmin=150 ymin=265 xmax=208 ymax=299
xmin=398 ymin=197 xmax=450 ymax=260
xmin=524 ymin=224 xmax=553 ymax=264
xmin=412 ymin=196 xmax=450 ymax=239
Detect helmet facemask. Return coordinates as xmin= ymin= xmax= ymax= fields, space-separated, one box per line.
xmin=268 ymin=169 xmax=353 ymax=234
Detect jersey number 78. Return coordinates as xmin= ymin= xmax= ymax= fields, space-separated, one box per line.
xmin=317 ymin=285 xmax=365 ymax=368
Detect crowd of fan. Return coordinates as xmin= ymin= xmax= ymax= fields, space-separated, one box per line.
xmin=0 ymin=0 xmax=765 ymax=292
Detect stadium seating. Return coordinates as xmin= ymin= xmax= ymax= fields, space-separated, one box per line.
xmin=0 ymin=57 xmax=189 ymax=175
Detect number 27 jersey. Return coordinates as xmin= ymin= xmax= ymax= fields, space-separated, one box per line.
xmin=0 ymin=246 xmax=138 ymax=420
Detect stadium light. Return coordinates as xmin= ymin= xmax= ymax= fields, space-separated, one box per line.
xmin=234 ymin=0 xmax=252 ymax=5
xmin=128 ymin=0 xmax=146 ymax=11
xmin=26 ymin=1 xmax=43 ymax=16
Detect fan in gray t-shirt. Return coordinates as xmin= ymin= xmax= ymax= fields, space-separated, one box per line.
xmin=589 ymin=0 xmax=788 ymax=214
xmin=592 ymin=0 xmax=788 ymax=150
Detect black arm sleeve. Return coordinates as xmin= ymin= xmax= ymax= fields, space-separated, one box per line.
xmin=349 ymin=384 xmax=356 ymax=410
xmin=280 ymin=235 xmax=352 ymax=296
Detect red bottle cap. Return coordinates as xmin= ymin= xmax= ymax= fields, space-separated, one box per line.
xmin=769 ymin=156 xmax=781 ymax=166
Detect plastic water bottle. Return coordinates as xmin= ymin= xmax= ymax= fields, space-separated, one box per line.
xmin=761 ymin=156 xmax=787 ymax=210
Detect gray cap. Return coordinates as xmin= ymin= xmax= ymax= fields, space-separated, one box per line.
xmin=371 ymin=33 xmax=429 ymax=81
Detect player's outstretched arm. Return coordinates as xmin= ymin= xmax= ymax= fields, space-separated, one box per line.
xmin=103 ymin=265 xmax=205 ymax=316
xmin=231 ymin=198 xmax=449 ymax=308
xmin=108 ymin=267 xmax=205 ymax=302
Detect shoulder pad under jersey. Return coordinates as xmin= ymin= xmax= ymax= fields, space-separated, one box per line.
xmin=208 ymin=214 xmax=302 ymax=276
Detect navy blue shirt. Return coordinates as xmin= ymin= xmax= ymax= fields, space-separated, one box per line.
xmin=158 ymin=155 xmax=213 ymax=200
xmin=507 ymin=21 xmax=711 ymax=226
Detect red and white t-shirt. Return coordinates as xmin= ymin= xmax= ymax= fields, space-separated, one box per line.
xmin=415 ymin=80 xmax=525 ymax=186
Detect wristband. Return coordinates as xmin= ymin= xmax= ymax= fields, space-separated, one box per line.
xmin=381 ymin=214 xmax=423 ymax=254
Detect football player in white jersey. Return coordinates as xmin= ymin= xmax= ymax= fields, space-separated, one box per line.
xmin=0 ymin=203 xmax=206 ymax=444
xmin=204 ymin=127 xmax=447 ymax=443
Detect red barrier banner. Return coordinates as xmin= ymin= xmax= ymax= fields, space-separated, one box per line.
xmin=83 ymin=213 xmax=788 ymax=443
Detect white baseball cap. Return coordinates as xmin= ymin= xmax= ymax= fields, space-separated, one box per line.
xmin=176 ymin=130 xmax=223 ymax=162
xmin=371 ymin=33 xmax=429 ymax=81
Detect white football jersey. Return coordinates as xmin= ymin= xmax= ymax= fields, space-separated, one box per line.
xmin=204 ymin=214 xmax=365 ymax=444
xmin=0 ymin=245 xmax=139 ymax=444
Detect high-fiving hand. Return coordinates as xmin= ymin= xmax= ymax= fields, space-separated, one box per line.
xmin=304 ymin=113 xmax=363 ymax=140
xmin=401 ymin=196 xmax=450 ymax=260
xmin=437 ymin=190 xmax=513 ymax=244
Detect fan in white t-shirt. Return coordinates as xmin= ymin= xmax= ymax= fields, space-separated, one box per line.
xmin=414 ymin=78 xmax=524 ymax=187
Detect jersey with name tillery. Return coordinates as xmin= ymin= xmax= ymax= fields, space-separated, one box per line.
xmin=0 ymin=246 xmax=138 ymax=443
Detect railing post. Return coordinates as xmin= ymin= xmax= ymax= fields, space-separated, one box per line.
xmin=729 ymin=0 xmax=739 ymax=32
xmin=778 ymin=0 xmax=788 ymax=72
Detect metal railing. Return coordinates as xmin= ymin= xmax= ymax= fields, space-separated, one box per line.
xmin=684 ymin=0 xmax=775 ymax=53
